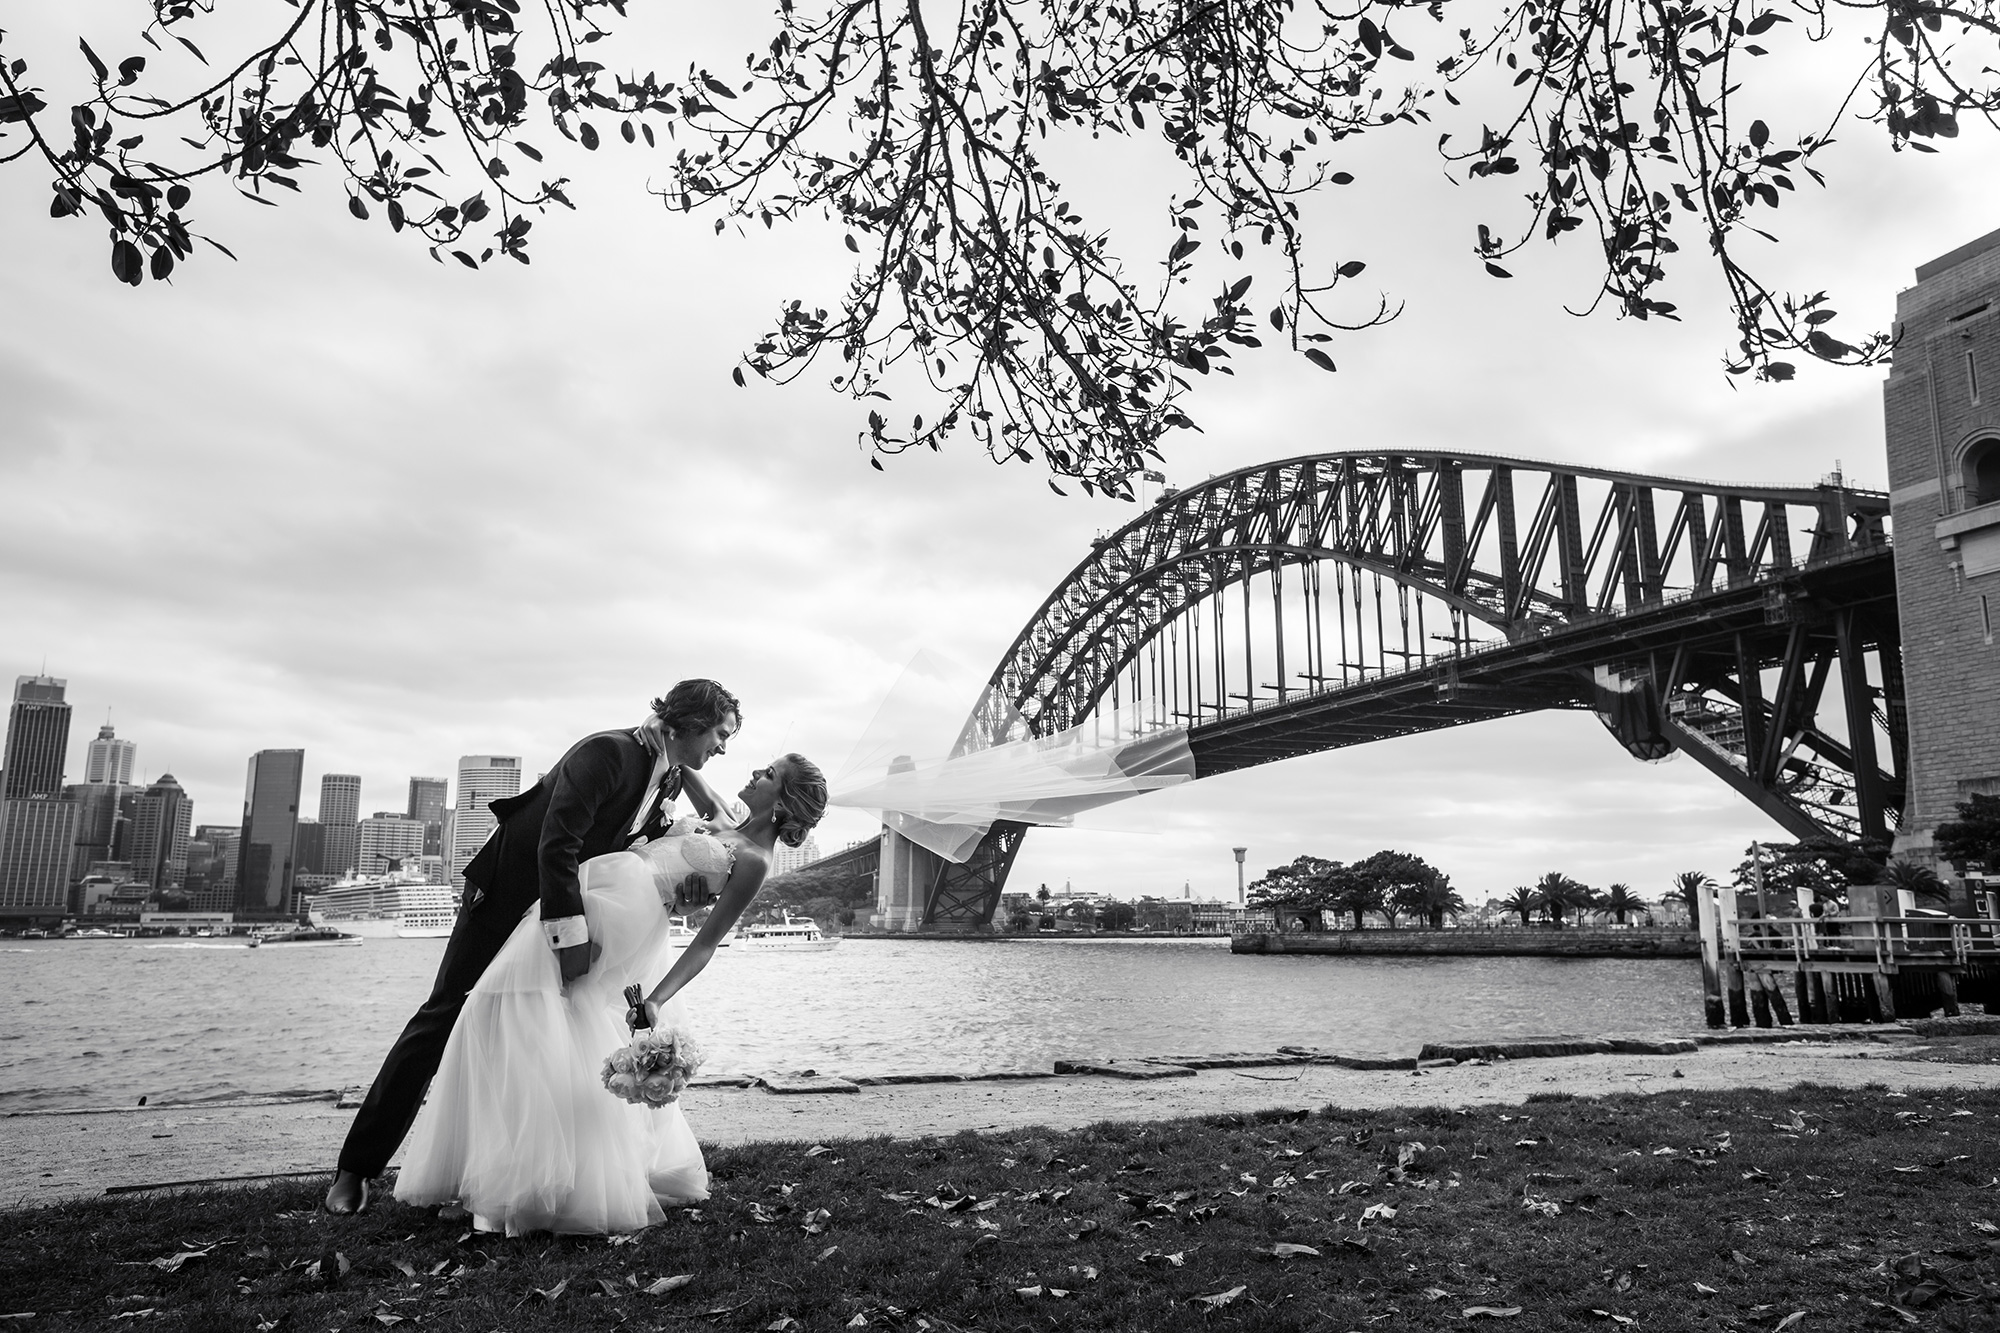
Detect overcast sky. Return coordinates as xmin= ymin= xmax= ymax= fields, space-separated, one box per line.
xmin=3 ymin=5 xmax=1995 ymax=904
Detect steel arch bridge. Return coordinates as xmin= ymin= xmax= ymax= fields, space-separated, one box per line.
xmin=878 ymin=452 xmax=1901 ymax=928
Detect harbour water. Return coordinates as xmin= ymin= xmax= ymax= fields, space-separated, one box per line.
xmin=0 ymin=936 xmax=1703 ymax=1112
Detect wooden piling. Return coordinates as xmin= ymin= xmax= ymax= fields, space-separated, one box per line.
xmin=1749 ymin=980 xmax=1773 ymax=1028
xmin=1809 ymin=971 xmax=1830 ymax=1025
xmin=1939 ymin=970 xmax=1962 ymax=1017
xmin=1765 ymin=974 xmax=1794 ymax=1026
xmin=1871 ymin=971 xmax=1897 ymax=1022
xmin=1727 ymin=960 xmax=1750 ymax=1028
xmin=1696 ymin=883 xmax=1726 ymax=1028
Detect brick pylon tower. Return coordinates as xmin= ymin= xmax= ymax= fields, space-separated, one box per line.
xmin=1882 ymin=226 xmax=2000 ymax=867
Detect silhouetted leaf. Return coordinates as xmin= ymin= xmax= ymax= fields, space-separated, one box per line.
xmin=1303 ymin=348 xmax=1335 ymax=373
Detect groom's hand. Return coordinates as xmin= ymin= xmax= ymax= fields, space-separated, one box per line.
xmin=556 ymin=941 xmax=600 ymax=989
xmin=673 ymin=873 xmax=718 ymax=913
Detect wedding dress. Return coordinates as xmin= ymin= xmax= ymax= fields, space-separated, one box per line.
xmin=394 ymin=823 xmax=733 ymax=1234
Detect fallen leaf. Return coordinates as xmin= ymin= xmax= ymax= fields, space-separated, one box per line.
xmin=765 ymin=1318 xmax=800 ymax=1332
xmin=1693 ymin=1282 xmax=1718 ymax=1295
xmin=816 ymin=1246 xmax=841 ymax=1262
xmin=1464 ymin=1307 xmax=1523 ymax=1319
xmin=806 ymin=1144 xmax=834 ymax=1157
xmin=149 ymin=1245 xmax=216 ymax=1273
xmin=1774 ymin=1314 xmax=1807 ymax=1331
xmin=373 ymin=1317 xmax=404 ymax=1328
xmin=1974 ymin=1220 xmax=2000 ymax=1234
xmin=1423 ymin=1287 xmax=1451 ymax=1300
xmin=1731 ymin=1251 xmax=1755 ymax=1267
xmin=1588 ymin=1313 xmax=1634 ymax=1327
xmin=1139 ymin=1251 xmax=1186 ymax=1268
xmin=1191 ymin=1285 xmax=1247 ymax=1309
xmin=848 ymin=1316 xmax=869 ymax=1329
xmin=607 ymin=1232 xmax=641 ymax=1246
xmin=1359 ymin=1203 xmax=1397 ymax=1224
xmin=594 ymin=1278 xmax=624 ymax=1297
xmin=529 ymin=1279 xmax=568 ymax=1302
xmin=1256 ymin=1243 xmax=1322 ymax=1259
xmin=1015 ymin=1286 xmax=1045 ymax=1298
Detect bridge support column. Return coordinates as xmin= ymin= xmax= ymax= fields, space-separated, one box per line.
xmin=875 ymin=827 xmax=944 ymax=933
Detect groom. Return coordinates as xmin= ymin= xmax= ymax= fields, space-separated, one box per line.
xmin=323 ymin=678 xmax=743 ymax=1215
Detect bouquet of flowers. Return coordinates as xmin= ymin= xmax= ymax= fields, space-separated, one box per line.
xmin=602 ymin=985 xmax=706 ymax=1107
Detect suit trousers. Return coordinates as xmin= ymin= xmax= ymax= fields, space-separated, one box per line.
xmin=335 ymin=894 xmax=530 ymax=1179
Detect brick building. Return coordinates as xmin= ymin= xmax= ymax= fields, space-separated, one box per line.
xmin=1883 ymin=227 xmax=2000 ymax=864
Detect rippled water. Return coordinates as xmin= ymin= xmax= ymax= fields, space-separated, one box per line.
xmin=0 ymin=937 xmax=1703 ymax=1111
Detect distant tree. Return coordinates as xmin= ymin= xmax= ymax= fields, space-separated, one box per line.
xmin=1036 ymin=885 xmax=1052 ymax=904
xmin=1324 ymin=864 xmax=1386 ymax=931
xmin=1597 ymin=882 xmax=1651 ymax=925
xmin=1353 ymin=849 xmax=1435 ymax=930
xmin=1005 ymin=906 xmax=1034 ymax=932
xmin=3 ymin=0 xmax=1970 ymax=487
xmin=1497 ymin=884 xmax=1541 ymax=928
xmin=1670 ymin=870 xmax=1715 ymax=923
xmin=1406 ymin=868 xmax=1467 ymax=929
xmin=1882 ymin=858 xmax=1950 ymax=904
xmin=1096 ymin=899 xmax=1138 ymax=931
xmin=1533 ymin=872 xmax=1598 ymax=928
xmin=1936 ymin=794 xmax=2000 ymax=874
xmin=1247 ymin=855 xmax=1339 ymax=909
xmin=1732 ymin=838 xmax=1884 ymax=905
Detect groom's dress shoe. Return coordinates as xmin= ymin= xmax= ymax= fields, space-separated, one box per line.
xmin=324 ymin=1171 xmax=370 ymax=1215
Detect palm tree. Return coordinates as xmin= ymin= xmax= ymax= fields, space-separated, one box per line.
xmin=1535 ymin=872 xmax=1598 ymax=928
xmin=1408 ymin=869 xmax=1468 ymax=929
xmin=1883 ymin=858 xmax=1950 ymax=904
xmin=1669 ymin=870 xmax=1713 ymax=924
xmin=1497 ymin=884 xmax=1540 ymax=928
xmin=1597 ymin=882 xmax=1651 ymax=925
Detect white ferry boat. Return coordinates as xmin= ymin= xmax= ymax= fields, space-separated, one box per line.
xmin=306 ymin=863 xmax=458 ymax=938
xmin=732 ymin=910 xmax=840 ymax=952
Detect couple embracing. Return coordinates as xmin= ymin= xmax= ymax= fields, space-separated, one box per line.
xmin=324 ymin=679 xmax=828 ymax=1235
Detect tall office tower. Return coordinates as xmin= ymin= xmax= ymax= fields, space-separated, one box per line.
xmin=4 ymin=675 xmax=71 ymax=799
xmin=772 ymin=832 xmax=824 ymax=878
xmin=292 ymin=817 xmax=326 ymax=877
xmin=186 ymin=824 xmax=240 ymax=912
xmin=1884 ymin=227 xmax=2000 ymax=861
xmin=0 ymin=797 xmax=80 ymax=918
xmin=450 ymin=755 xmax=521 ymax=888
xmin=64 ymin=780 xmax=138 ymax=876
xmin=358 ymin=812 xmax=427 ymax=874
xmin=235 ymin=749 xmax=304 ymax=918
xmin=83 ymin=724 xmax=137 ymax=785
xmin=126 ymin=774 xmax=193 ymax=890
xmin=317 ymin=773 xmax=361 ymax=878
xmin=407 ymin=776 xmax=449 ymax=857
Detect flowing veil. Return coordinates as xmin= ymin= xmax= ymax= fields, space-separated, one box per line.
xmin=827 ymin=652 xmax=1196 ymax=861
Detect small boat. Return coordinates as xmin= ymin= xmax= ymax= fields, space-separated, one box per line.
xmin=249 ymin=925 xmax=362 ymax=948
xmin=664 ymin=915 xmax=728 ymax=949
xmin=732 ymin=910 xmax=840 ymax=952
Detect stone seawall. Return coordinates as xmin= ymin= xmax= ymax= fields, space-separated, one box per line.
xmin=1233 ymin=928 xmax=1702 ymax=959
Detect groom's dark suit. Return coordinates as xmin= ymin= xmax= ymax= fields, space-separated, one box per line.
xmin=336 ymin=728 xmax=678 ymax=1179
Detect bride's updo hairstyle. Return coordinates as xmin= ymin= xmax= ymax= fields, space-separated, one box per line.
xmin=772 ymin=754 xmax=829 ymax=849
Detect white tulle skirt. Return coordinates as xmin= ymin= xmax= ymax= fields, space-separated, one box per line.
xmin=394 ymin=850 xmax=709 ymax=1235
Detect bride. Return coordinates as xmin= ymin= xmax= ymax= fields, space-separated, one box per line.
xmin=394 ymin=753 xmax=829 ymax=1235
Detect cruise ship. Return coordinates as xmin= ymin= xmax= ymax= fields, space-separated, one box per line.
xmin=306 ymin=863 xmax=458 ymax=938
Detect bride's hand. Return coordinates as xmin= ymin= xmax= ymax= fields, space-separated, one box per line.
xmin=628 ymin=998 xmax=663 ymax=1031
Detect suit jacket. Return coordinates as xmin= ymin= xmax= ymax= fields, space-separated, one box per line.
xmin=460 ymin=729 xmax=676 ymax=925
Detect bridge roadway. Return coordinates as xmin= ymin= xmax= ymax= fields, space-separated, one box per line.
xmin=1190 ymin=543 xmax=1897 ymax=778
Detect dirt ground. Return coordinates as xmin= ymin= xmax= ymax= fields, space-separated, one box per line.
xmin=10 ymin=1031 xmax=2000 ymax=1211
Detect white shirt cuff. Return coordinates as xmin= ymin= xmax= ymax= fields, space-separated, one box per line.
xmin=543 ymin=916 xmax=589 ymax=950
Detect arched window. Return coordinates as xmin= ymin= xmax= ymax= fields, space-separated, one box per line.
xmin=1967 ymin=439 xmax=2000 ymax=509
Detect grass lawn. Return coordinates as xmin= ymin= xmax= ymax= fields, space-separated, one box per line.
xmin=7 ymin=1083 xmax=2000 ymax=1331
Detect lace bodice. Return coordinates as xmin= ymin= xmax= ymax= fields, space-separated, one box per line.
xmin=633 ymin=824 xmax=736 ymax=906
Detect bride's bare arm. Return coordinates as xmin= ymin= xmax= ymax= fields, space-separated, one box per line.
xmin=679 ymin=769 xmax=729 ymax=821
xmin=642 ymin=848 xmax=768 ymax=1016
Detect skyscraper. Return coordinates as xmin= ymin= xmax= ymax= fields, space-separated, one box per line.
xmin=84 ymin=724 xmax=137 ymax=785
xmin=293 ymin=817 xmax=326 ymax=877
xmin=407 ymin=776 xmax=449 ymax=857
xmin=127 ymin=774 xmax=193 ymax=890
xmin=451 ymin=755 xmax=521 ymax=888
xmin=186 ymin=824 xmax=240 ymax=913
xmin=0 ymin=797 xmax=80 ymax=918
xmin=4 ymin=675 xmax=71 ymax=799
xmin=358 ymin=812 xmax=427 ymax=874
xmin=1 ymin=675 xmax=77 ymax=919
xmin=236 ymin=749 xmax=304 ymax=918
xmin=65 ymin=780 xmax=138 ymax=877
xmin=318 ymin=773 xmax=361 ymax=878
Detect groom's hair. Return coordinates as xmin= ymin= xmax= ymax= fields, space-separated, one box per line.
xmin=651 ymin=679 xmax=742 ymax=736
